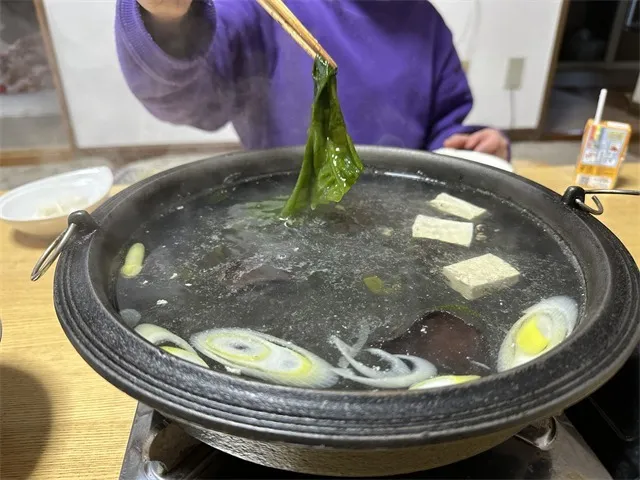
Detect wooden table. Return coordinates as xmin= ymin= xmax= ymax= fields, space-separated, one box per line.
xmin=1 ymin=161 xmax=638 ymax=480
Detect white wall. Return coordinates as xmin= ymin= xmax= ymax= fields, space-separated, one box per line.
xmin=42 ymin=0 xmax=240 ymax=148
xmin=432 ymin=0 xmax=564 ymax=130
xmin=43 ymin=0 xmax=563 ymax=148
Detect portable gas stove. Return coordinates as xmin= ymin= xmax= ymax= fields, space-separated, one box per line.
xmin=119 ymin=346 xmax=639 ymax=480
xmin=118 ymin=406 xmax=606 ymax=480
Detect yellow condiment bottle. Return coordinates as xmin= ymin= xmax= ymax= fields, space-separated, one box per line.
xmin=575 ymin=89 xmax=632 ymax=190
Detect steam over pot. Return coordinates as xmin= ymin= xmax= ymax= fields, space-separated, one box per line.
xmin=46 ymin=147 xmax=639 ymax=476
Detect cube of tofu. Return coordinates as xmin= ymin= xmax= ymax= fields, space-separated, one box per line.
xmin=429 ymin=193 xmax=487 ymax=221
xmin=442 ymin=253 xmax=520 ymax=300
xmin=412 ymin=214 xmax=474 ymax=247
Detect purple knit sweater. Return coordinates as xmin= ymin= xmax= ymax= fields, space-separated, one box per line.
xmin=115 ymin=0 xmax=485 ymax=150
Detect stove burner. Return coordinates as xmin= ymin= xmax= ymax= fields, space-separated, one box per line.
xmin=120 ymin=403 xmax=611 ymax=479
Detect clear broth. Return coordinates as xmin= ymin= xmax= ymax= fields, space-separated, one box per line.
xmin=112 ymin=173 xmax=586 ymax=389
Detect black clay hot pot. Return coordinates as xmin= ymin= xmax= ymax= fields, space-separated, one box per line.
xmin=46 ymin=147 xmax=639 ymax=477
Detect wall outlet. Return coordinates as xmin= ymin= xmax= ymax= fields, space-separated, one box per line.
xmin=461 ymin=60 xmax=470 ymax=74
xmin=504 ymin=57 xmax=525 ymax=91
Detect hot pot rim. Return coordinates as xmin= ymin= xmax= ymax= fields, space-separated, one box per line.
xmin=53 ymin=146 xmax=640 ymax=449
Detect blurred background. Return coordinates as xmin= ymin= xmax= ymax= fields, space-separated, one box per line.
xmin=1 ymin=0 xmax=638 ymax=188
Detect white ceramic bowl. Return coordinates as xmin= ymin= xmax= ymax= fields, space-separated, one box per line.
xmin=0 ymin=166 xmax=113 ymax=238
xmin=433 ymin=148 xmax=514 ymax=173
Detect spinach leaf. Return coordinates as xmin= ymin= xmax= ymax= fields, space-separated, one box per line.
xmin=281 ymin=57 xmax=364 ymax=218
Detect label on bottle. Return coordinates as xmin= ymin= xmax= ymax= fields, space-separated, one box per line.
xmin=575 ymin=174 xmax=614 ymax=189
xmin=580 ymin=125 xmax=627 ymax=167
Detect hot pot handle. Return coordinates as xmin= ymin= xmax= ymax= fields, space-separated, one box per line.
xmin=562 ymin=186 xmax=640 ymax=216
xmin=31 ymin=210 xmax=99 ymax=281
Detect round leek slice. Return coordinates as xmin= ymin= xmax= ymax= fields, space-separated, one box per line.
xmin=161 ymin=346 xmax=209 ymax=368
xmin=497 ymin=296 xmax=578 ymax=372
xmin=515 ymin=316 xmax=550 ymax=355
xmin=134 ymin=323 xmax=196 ymax=354
xmin=190 ymin=328 xmax=338 ymax=389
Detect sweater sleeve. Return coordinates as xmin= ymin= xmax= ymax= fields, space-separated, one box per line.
xmin=115 ymin=0 xmax=272 ymax=131
xmin=424 ymin=20 xmax=511 ymax=159
xmin=424 ymin=21 xmax=478 ymax=151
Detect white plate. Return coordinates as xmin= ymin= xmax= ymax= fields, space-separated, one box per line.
xmin=433 ymin=148 xmax=514 ymax=173
xmin=0 ymin=166 xmax=113 ymax=237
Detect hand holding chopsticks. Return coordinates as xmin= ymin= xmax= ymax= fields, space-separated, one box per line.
xmin=255 ymin=0 xmax=337 ymax=68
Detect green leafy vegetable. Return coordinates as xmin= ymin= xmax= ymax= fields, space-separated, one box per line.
xmin=226 ymin=196 xmax=290 ymax=229
xmin=363 ymin=275 xmax=401 ymax=295
xmin=363 ymin=275 xmax=385 ymax=294
xmin=244 ymin=197 xmax=288 ymax=218
xmin=281 ymin=57 xmax=364 ymax=218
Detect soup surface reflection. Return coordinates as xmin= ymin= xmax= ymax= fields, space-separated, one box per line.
xmin=113 ymin=173 xmax=585 ymax=390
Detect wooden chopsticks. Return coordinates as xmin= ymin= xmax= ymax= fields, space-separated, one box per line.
xmin=255 ymin=0 xmax=337 ymax=69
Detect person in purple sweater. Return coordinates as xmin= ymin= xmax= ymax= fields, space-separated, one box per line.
xmin=116 ymin=0 xmax=509 ymax=160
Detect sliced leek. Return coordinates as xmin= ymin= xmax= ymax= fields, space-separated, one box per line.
xmin=497 ymin=296 xmax=578 ymax=372
xmin=134 ymin=323 xmax=196 ymax=353
xmin=331 ymin=336 xmax=409 ymax=378
xmin=334 ymin=354 xmax=437 ymax=389
xmin=190 ymin=328 xmax=338 ymax=389
xmin=121 ymin=242 xmax=145 ymax=278
xmin=161 ymin=346 xmax=209 ymax=367
xmin=409 ymin=375 xmax=480 ymax=390
xmin=336 ymin=323 xmax=370 ymax=369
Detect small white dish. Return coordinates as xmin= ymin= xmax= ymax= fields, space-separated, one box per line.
xmin=433 ymin=148 xmax=514 ymax=173
xmin=0 ymin=166 xmax=113 ymax=238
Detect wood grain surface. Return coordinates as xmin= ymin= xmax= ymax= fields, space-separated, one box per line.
xmin=0 ymin=161 xmax=638 ymax=480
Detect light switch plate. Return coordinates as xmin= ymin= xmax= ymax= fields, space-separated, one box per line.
xmin=505 ymin=57 xmax=525 ymax=90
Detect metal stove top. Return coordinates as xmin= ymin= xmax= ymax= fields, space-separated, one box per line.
xmin=120 ymin=403 xmax=611 ymax=480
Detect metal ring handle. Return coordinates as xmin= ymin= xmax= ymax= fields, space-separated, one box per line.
xmin=562 ymin=187 xmax=639 ymax=216
xmin=31 ymin=223 xmax=78 ymax=281
xmin=575 ymin=196 xmax=604 ymax=216
xmin=584 ymin=189 xmax=640 ymax=196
